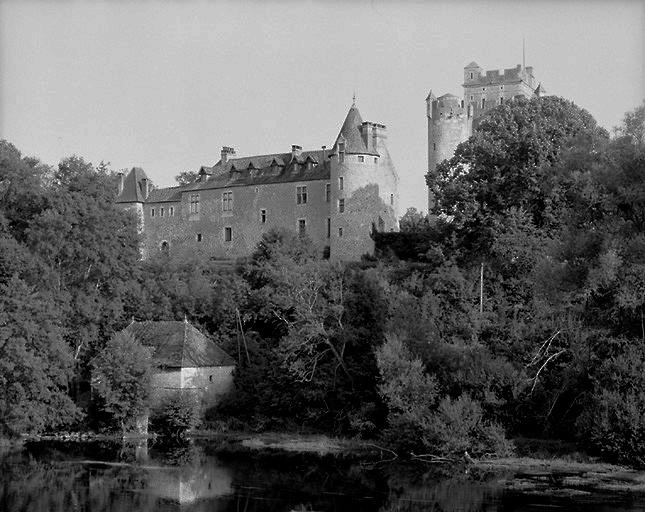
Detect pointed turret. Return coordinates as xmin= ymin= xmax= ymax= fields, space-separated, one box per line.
xmin=335 ymin=104 xmax=367 ymax=154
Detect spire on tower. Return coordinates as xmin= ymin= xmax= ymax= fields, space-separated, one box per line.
xmin=352 ymin=91 xmax=357 ymax=107
xmin=522 ymin=37 xmax=526 ymax=69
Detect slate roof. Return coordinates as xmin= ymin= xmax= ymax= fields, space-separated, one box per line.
xmin=147 ymin=186 xmax=183 ymax=203
xmin=465 ymin=61 xmax=480 ymax=68
xmin=123 ymin=320 xmax=236 ymax=368
xmin=333 ymin=104 xmax=379 ymax=156
xmin=116 ymin=167 xmax=148 ymax=203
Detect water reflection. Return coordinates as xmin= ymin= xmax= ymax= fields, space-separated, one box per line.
xmin=1 ymin=440 xmax=645 ymax=512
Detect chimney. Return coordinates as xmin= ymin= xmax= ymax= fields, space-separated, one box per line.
xmin=360 ymin=122 xmax=371 ymax=152
xmin=321 ymin=145 xmax=326 ymax=163
xmin=140 ymin=177 xmax=149 ymax=199
xmin=117 ymin=172 xmax=124 ymax=195
xmin=221 ymin=146 xmax=236 ymax=165
xmin=291 ymin=145 xmax=302 ymax=158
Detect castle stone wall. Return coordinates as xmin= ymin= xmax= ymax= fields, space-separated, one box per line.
xmin=143 ymin=179 xmax=331 ymax=259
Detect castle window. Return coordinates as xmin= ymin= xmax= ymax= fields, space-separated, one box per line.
xmin=470 ymin=72 xmax=473 ymax=79
xmin=374 ymin=157 xmax=378 ymax=164
xmin=224 ymin=227 xmax=232 ymax=242
xmin=160 ymin=240 xmax=169 ymax=253
xmin=339 ymin=153 xmax=345 ymax=163
xmin=470 ymin=95 xmax=474 ymax=101
xmin=338 ymin=198 xmax=345 ymax=213
xmin=499 ymin=97 xmax=503 ymax=105
xmin=326 ymin=218 xmax=331 ymax=238
xmin=222 ymin=191 xmax=233 ymax=211
xmin=169 ymin=206 xmax=174 ymax=216
xmin=196 ymin=233 xmax=202 ymax=242
xmin=160 ymin=207 xmax=164 ymax=217
xmin=209 ymin=375 xmax=213 ymax=382
xmin=151 ymin=208 xmax=155 ymax=217
xmin=378 ymin=216 xmax=385 ymax=232
xmin=500 ymin=85 xmax=504 ymax=90
xmin=338 ymin=227 xmax=343 ymax=237
xmin=481 ymin=98 xmax=486 ymax=109
xmin=325 ymin=183 xmax=331 ymax=202
xmin=260 ymin=209 xmax=266 ymax=223
xmin=433 ymin=143 xmax=436 ymax=151
xmin=358 ymin=155 xmax=364 ymax=163
xmin=298 ymin=219 xmax=306 ymax=237
xmin=296 ymin=186 xmax=307 ymax=204
xmin=189 ymin=194 xmax=199 ymax=214
xmin=339 ymin=176 xmax=344 ymax=191
xmin=390 ymin=193 xmax=394 ymax=206
xmin=461 ymin=100 xmax=464 ymax=108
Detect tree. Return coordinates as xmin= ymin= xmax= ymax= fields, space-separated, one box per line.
xmin=399 ymin=207 xmax=429 ymax=232
xmin=0 ymin=276 xmax=80 ymax=436
xmin=91 ymin=331 xmax=153 ymax=432
xmin=427 ymin=96 xmax=607 ymax=257
xmin=174 ymin=170 xmax=198 ymax=185
xmin=614 ymin=100 xmax=644 ymax=145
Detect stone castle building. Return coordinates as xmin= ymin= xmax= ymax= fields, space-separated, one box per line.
xmin=116 ymin=101 xmax=399 ymax=262
xmin=426 ymin=61 xmax=544 ymax=209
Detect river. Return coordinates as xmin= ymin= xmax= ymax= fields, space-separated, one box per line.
xmin=1 ymin=439 xmax=645 ymax=511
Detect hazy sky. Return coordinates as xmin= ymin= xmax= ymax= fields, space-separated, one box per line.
xmin=1 ymin=0 xmax=643 ymax=213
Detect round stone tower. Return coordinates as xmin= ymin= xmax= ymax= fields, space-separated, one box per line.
xmin=329 ymin=102 xmax=399 ymax=261
xmin=426 ymin=92 xmax=473 ymax=210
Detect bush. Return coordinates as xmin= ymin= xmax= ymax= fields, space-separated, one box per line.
xmin=578 ymin=343 xmax=645 ymax=465
xmin=150 ymin=392 xmax=200 ymax=438
xmin=425 ymin=394 xmax=514 ymax=457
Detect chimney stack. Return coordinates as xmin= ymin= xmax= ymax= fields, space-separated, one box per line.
xmin=291 ymin=145 xmax=302 ymax=158
xmin=140 ymin=177 xmax=149 ymax=199
xmin=221 ymin=146 xmax=236 ymax=165
xmin=117 ymin=172 xmax=124 ymax=195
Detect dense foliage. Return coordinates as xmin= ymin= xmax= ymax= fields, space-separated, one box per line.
xmin=91 ymin=331 xmax=153 ymax=433
xmin=1 ymin=98 xmax=644 ymax=465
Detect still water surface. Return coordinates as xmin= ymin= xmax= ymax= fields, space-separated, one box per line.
xmin=1 ymin=440 xmax=645 ymax=512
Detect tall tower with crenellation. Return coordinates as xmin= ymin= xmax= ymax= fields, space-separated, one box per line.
xmin=426 ymin=61 xmax=544 ymax=210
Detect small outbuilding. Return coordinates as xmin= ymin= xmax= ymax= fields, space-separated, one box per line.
xmin=121 ymin=320 xmax=236 ymax=408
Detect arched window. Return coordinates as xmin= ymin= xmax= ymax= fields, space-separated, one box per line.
xmin=160 ymin=240 xmax=169 ymax=254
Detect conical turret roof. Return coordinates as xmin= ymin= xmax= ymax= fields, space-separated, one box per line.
xmin=334 ymin=104 xmax=378 ymax=156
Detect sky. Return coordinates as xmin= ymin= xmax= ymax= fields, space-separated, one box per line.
xmin=1 ymin=0 xmax=643 ymax=214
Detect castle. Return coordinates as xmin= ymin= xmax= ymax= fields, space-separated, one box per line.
xmin=116 ymin=101 xmax=399 ymax=262
xmin=426 ymin=61 xmax=544 ymax=210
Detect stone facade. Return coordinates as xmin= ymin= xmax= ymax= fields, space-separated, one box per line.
xmin=118 ymin=320 xmax=236 ymax=410
xmin=116 ymin=102 xmax=399 ymax=262
xmin=426 ymin=61 xmax=544 ymax=209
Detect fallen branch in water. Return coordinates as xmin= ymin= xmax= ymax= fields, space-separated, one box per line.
xmin=410 ymin=452 xmax=454 ymax=464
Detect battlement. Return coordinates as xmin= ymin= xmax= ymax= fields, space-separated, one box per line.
xmin=464 ymin=63 xmax=535 ymax=87
xmin=429 ymin=94 xmax=472 ymax=121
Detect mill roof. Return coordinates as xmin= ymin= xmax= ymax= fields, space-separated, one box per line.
xmin=116 ymin=167 xmax=148 ymax=203
xmin=122 ymin=320 xmax=236 ymax=368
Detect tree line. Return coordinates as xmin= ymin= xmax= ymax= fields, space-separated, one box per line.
xmin=1 ymin=96 xmax=644 ymax=464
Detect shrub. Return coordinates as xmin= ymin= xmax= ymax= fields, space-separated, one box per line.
xmin=578 ymin=342 xmax=645 ymax=465
xmin=150 ymin=391 xmax=200 ymax=438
